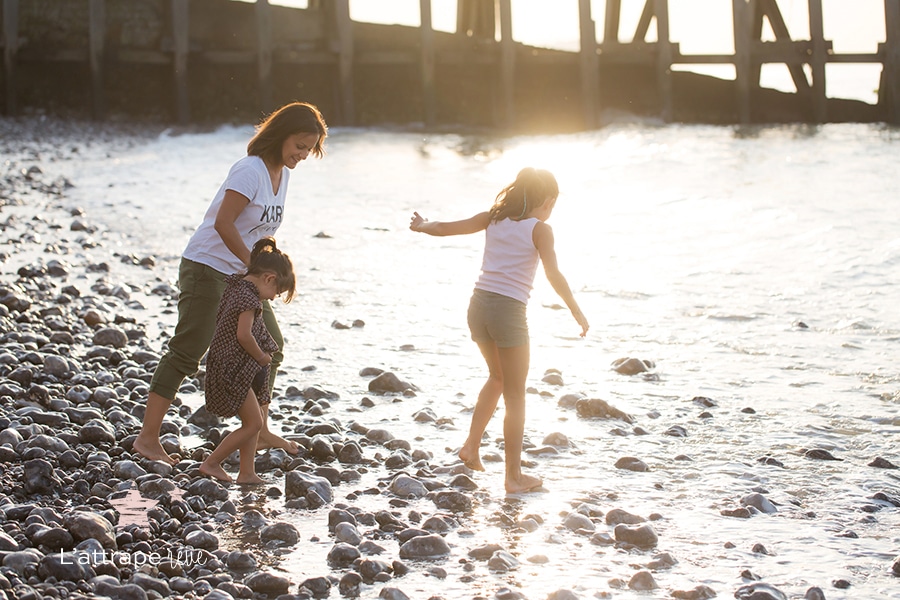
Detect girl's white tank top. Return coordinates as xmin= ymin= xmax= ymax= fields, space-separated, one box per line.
xmin=474 ymin=217 xmax=540 ymax=304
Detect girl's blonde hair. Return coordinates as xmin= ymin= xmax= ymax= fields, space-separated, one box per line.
xmin=489 ymin=167 xmax=559 ymax=223
xmin=247 ymin=102 xmax=328 ymax=165
xmin=247 ymin=237 xmax=296 ymax=303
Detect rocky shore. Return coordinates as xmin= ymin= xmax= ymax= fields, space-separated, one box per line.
xmin=1 ymin=117 xmax=899 ymax=600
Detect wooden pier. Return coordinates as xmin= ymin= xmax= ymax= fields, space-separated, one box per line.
xmin=0 ymin=0 xmax=896 ymax=128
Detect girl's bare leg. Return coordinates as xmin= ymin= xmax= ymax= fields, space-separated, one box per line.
xmin=236 ymin=397 xmax=264 ymax=484
xmin=133 ymin=392 xmax=177 ymax=465
xmin=458 ymin=341 xmax=504 ymax=471
xmin=200 ymin=391 xmax=263 ymax=484
xmin=256 ymin=405 xmax=299 ymax=454
xmin=498 ymin=343 xmax=542 ymax=494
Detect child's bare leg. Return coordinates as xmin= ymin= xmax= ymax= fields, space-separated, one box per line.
xmin=200 ymin=391 xmax=262 ymax=483
xmin=256 ymin=403 xmax=299 ymax=454
xmin=236 ymin=394 xmax=264 ymax=484
xmin=459 ymin=340 xmax=504 ymax=471
xmin=498 ymin=344 xmax=542 ymax=494
xmin=133 ymin=392 xmax=177 ymax=465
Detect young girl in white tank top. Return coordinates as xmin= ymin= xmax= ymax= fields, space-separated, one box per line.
xmin=410 ymin=167 xmax=589 ymax=494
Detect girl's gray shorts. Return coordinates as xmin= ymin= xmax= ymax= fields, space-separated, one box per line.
xmin=467 ymin=288 xmax=529 ymax=348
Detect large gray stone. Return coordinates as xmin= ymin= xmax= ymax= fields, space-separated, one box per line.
xmin=398 ymin=534 xmax=450 ymax=559
xmin=285 ymin=471 xmax=333 ymax=503
xmin=66 ymin=511 xmax=117 ymax=549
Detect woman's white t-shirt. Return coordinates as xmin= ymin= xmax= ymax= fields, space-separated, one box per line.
xmin=474 ymin=217 xmax=540 ymax=304
xmin=182 ymin=156 xmax=289 ymax=275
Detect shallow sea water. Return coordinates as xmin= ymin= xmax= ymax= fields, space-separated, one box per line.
xmin=31 ymin=119 xmax=900 ymax=598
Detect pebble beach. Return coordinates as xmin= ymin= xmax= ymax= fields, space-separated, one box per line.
xmin=1 ymin=116 xmax=899 ymax=600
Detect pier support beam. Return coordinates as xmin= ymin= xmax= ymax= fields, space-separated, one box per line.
xmin=808 ymin=0 xmax=827 ymax=122
xmin=333 ymin=0 xmax=354 ymax=125
xmin=578 ymin=0 xmax=598 ymax=128
xmin=171 ymin=0 xmax=190 ymax=124
xmin=885 ymin=0 xmax=900 ymax=124
xmin=733 ymin=0 xmax=753 ymax=123
xmin=419 ymin=0 xmax=436 ymax=127
xmin=654 ymin=0 xmax=673 ymax=122
xmin=457 ymin=0 xmax=495 ymax=39
xmin=497 ymin=0 xmax=514 ymax=128
xmin=630 ymin=0 xmax=674 ymax=122
xmin=753 ymin=0 xmax=812 ymax=96
xmin=604 ymin=0 xmax=621 ymax=44
xmin=256 ymin=0 xmax=273 ymax=114
xmin=2 ymin=0 xmax=18 ymax=116
xmin=89 ymin=0 xmax=106 ymax=120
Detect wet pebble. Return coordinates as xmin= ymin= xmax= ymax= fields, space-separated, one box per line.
xmin=614 ymin=456 xmax=649 ymax=472
xmin=869 ymin=456 xmax=898 ymax=469
xmin=611 ymin=357 xmax=655 ymax=375
xmin=628 ymin=570 xmax=658 ymax=590
xmin=735 ymin=582 xmax=787 ymax=600
xmin=575 ymin=398 xmax=633 ymax=422
xmin=741 ymin=492 xmax=778 ymax=514
xmin=671 ymin=585 xmax=717 ymax=599
xmin=244 ymin=571 xmax=290 ymax=596
xmin=398 ymin=534 xmax=450 ymax=559
xmin=804 ymin=448 xmax=842 ymax=461
xmin=614 ymin=523 xmax=658 ymax=548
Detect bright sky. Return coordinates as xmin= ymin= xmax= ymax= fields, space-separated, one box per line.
xmin=268 ymin=0 xmax=889 ymax=103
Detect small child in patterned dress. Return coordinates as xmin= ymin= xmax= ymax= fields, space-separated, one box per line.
xmin=199 ymin=237 xmax=296 ymax=484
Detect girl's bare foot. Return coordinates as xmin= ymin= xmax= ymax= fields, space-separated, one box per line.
xmin=133 ymin=435 xmax=177 ymax=466
xmin=505 ymin=473 xmax=542 ymax=494
xmin=256 ymin=430 xmax=299 ymax=454
xmin=458 ymin=447 xmax=485 ymax=471
xmin=236 ymin=474 xmax=265 ymax=485
xmin=199 ymin=461 xmax=233 ymax=483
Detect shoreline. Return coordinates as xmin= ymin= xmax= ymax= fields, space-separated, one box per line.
xmin=1 ymin=117 xmax=899 ymax=600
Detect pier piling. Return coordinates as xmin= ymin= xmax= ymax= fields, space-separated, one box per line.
xmin=88 ymin=0 xmax=105 ymax=120
xmin=2 ymin=0 xmax=17 ymax=116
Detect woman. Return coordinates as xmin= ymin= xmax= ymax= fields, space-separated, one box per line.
xmin=133 ymin=101 xmax=328 ymax=465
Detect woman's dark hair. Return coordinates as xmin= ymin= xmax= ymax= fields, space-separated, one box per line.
xmin=247 ymin=237 xmax=296 ymax=303
xmin=247 ymin=102 xmax=328 ymax=166
xmin=489 ymin=167 xmax=559 ymax=222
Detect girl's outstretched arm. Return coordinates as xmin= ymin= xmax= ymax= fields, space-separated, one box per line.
xmin=533 ymin=221 xmax=589 ymax=337
xmin=410 ymin=211 xmax=491 ymax=236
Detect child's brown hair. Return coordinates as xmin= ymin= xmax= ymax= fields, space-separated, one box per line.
xmin=247 ymin=237 xmax=296 ymax=303
xmin=489 ymin=167 xmax=559 ymax=223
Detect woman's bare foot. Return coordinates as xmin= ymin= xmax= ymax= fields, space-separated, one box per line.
xmin=133 ymin=435 xmax=177 ymax=466
xmin=458 ymin=446 xmax=485 ymax=471
xmin=199 ymin=461 xmax=233 ymax=483
xmin=236 ymin=474 xmax=265 ymax=485
xmin=505 ymin=473 xmax=542 ymax=494
xmin=256 ymin=430 xmax=299 ymax=454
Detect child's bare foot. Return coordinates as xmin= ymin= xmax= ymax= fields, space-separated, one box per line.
xmin=133 ymin=435 xmax=177 ymax=466
xmin=256 ymin=430 xmax=299 ymax=454
xmin=458 ymin=447 xmax=485 ymax=471
xmin=199 ymin=461 xmax=233 ymax=483
xmin=236 ymin=474 xmax=265 ymax=485
xmin=505 ymin=473 xmax=542 ymax=494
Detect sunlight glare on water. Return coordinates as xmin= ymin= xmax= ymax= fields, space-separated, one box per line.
xmin=64 ymin=122 xmax=900 ymax=598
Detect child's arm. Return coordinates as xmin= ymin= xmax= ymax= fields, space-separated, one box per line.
xmin=236 ymin=310 xmax=272 ymax=365
xmin=533 ymin=222 xmax=590 ymax=337
xmin=409 ymin=211 xmax=491 ymax=236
